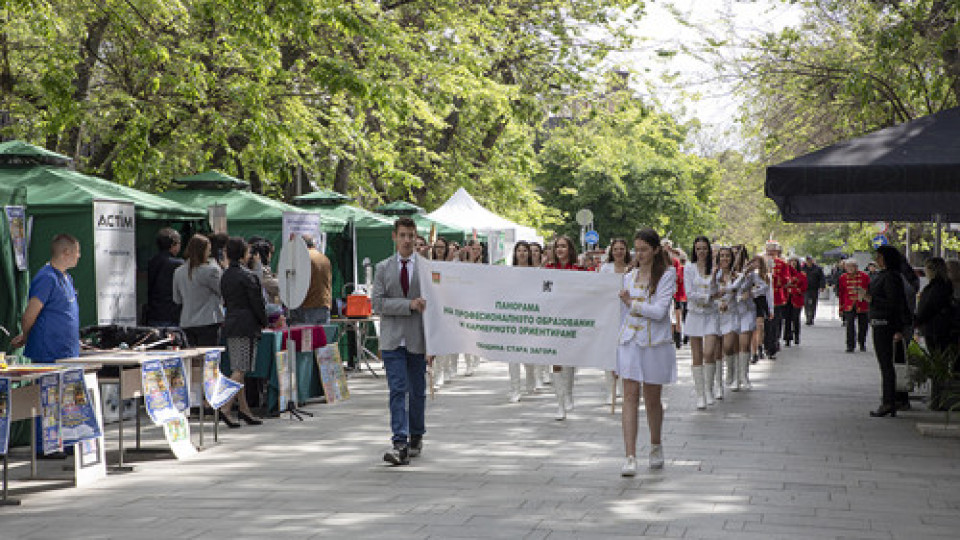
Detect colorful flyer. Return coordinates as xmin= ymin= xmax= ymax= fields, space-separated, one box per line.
xmin=141 ymin=360 xmax=179 ymax=425
xmin=161 ymin=357 xmax=190 ymax=412
xmin=0 ymin=377 xmax=10 ymax=455
xmin=332 ymin=349 xmax=350 ymax=401
xmin=4 ymin=205 xmax=28 ymax=271
xmin=315 ymin=344 xmax=348 ymax=403
xmin=60 ymin=368 xmax=103 ymax=445
xmin=203 ymin=350 xmax=241 ymax=409
xmin=162 ymin=417 xmax=198 ymax=460
xmin=277 ymin=349 xmax=292 ymax=411
xmin=74 ymin=371 xmax=107 ymax=486
xmin=39 ymin=372 xmax=63 ymax=455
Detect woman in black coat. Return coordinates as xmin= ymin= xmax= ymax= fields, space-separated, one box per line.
xmin=865 ymin=246 xmax=909 ymax=418
xmin=914 ymin=257 xmax=955 ymax=354
xmin=219 ymin=236 xmax=268 ymax=426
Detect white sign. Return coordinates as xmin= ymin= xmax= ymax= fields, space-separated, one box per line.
xmin=93 ymin=200 xmax=137 ymax=325
xmin=208 ymin=204 xmax=227 ymax=234
xmin=283 ymin=211 xmax=325 ymax=253
xmin=418 ymin=260 xmax=622 ymax=369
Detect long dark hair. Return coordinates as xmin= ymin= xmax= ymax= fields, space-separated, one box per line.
xmin=876 ymin=245 xmax=903 ymax=273
xmin=512 ymin=240 xmax=532 ymax=267
xmin=635 ymin=228 xmax=669 ymax=296
xmin=606 ymin=238 xmax=629 ymax=264
xmin=716 ymin=246 xmax=735 ymax=275
xmin=690 ymin=235 xmax=713 ymax=274
xmin=184 ymin=234 xmax=210 ymax=279
xmin=732 ymin=244 xmax=748 ymax=273
xmin=432 ymin=237 xmax=449 ymax=261
xmin=553 ymin=235 xmax=578 ymax=266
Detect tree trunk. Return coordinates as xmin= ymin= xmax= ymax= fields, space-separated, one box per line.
xmin=63 ymin=17 xmax=110 ymax=160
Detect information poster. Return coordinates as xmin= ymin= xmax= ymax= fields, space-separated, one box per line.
xmin=163 ymin=417 xmax=198 ymax=460
xmin=75 ymin=372 xmax=107 ymax=486
xmin=39 ymin=372 xmax=62 ymax=455
xmin=418 ymin=260 xmax=621 ymax=369
xmin=162 ymin=357 xmax=190 ymax=412
xmin=277 ymin=344 xmax=298 ymax=411
xmin=60 ymin=368 xmax=103 ymax=444
xmin=202 ymin=350 xmax=241 ymax=409
xmin=315 ymin=344 xmax=349 ymax=403
xmin=4 ymin=205 xmax=28 ymax=271
xmin=141 ymin=360 xmax=179 ymax=425
xmin=0 ymin=378 xmax=9 ymax=455
xmin=282 ymin=211 xmax=325 ymax=253
xmin=93 ymin=199 xmax=137 ymax=325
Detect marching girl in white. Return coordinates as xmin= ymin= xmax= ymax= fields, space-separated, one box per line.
xmin=684 ymin=236 xmax=721 ymax=409
xmin=507 ymin=241 xmax=539 ymax=402
xmin=599 ymin=238 xmax=631 ymax=406
xmin=617 ymin=228 xmax=677 ymax=475
xmin=715 ymin=246 xmax=743 ymax=399
xmin=749 ymin=255 xmax=774 ymax=364
xmin=731 ymin=246 xmax=763 ymax=391
xmin=544 ymin=236 xmax=586 ymax=420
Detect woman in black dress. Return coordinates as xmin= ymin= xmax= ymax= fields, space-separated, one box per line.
xmin=865 ymin=245 xmax=909 ymax=418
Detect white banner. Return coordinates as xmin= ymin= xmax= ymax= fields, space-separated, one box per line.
xmin=283 ymin=211 xmax=325 ymax=253
xmin=93 ymin=200 xmax=137 ymax=326
xmin=419 ymin=260 xmax=622 ymax=369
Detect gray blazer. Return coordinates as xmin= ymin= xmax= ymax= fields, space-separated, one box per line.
xmin=372 ymin=254 xmax=425 ymax=354
xmin=172 ymin=261 xmax=224 ymax=328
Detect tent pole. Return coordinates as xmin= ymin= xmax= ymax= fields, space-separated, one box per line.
xmin=905 ymin=226 xmax=911 ymax=265
xmin=352 ymin=218 xmax=358 ymax=287
xmin=936 ymin=213 xmax=943 ymax=257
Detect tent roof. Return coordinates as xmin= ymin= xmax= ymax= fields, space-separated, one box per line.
xmin=766 ymin=107 xmax=960 ymax=222
xmin=0 ymin=140 xmax=72 ymax=167
xmin=426 ymin=187 xmax=541 ymax=242
xmin=174 ymin=170 xmax=250 ymax=190
xmin=0 ymin=165 xmax=204 ymax=220
xmin=376 ymin=200 xmax=424 ymax=215
xmin=159 ymin=187 xmax=346 ymax=233
xmin=293 ymin=189 xmax=353 ymax=205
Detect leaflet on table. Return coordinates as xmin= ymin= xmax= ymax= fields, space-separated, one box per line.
xmin=60 ymin=368 xmax=102 ymax=444
xmin=202 ymin=350 xmax=241 ymax=409
xmin=161 ymin=357 xmax=190 ymax=411
xmin=162 ymin=417 xmax=197 ymax=459
xmin=0 ymin=377 xmax=10 ymax=455
xmin=141 ymin=360 xmax=180 ymax=425
xmin=39 ymin=372 xmax=63 ymax=455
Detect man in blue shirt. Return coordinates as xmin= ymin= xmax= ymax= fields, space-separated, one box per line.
xmin=11 ymin=234 xmax=82 ymax=363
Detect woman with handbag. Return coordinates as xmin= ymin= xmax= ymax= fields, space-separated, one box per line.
xmin=865 ymin=245 xmax=909 ymax=418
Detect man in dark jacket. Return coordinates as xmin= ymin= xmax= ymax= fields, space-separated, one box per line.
xmin=802 ymin=256 xmax=826 ymax=325
xmin=145 ymin=228 xmax=183 ymax=327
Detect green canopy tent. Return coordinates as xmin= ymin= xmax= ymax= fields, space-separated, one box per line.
xmin=374 ymin=200 xmax=482 ymax=246
xmin=0 ymin=141 xmax=206 ymax=327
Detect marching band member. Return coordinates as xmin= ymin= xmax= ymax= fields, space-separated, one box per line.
xmin=599 ymin=238 xmax=631 ymax=406
xmin=544 ymin=235 xmax=586 ymax=420
xmin=684 ymin=236 xmax=720 ymax=409
xmin=838 ymin=259 xmax=870 ymax=353
xmin=617 ymin=228 xmax=676 ymax=475
xmin=763 ymin=240 xmax=793 ymax=360
xmin=732 ymin=248 xmax=763 ymax=389
xmin=714 ymin=246 xmax=742 ymax=400
xmin=784 ymin=257 xmax=808 ymax=347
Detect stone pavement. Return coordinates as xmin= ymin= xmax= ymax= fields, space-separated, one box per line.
xmin=2 ymin=299 xmax=959 ymax=539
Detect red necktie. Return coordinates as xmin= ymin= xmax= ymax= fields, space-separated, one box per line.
xmin=400 ymin=259 xmax=409 ymax=297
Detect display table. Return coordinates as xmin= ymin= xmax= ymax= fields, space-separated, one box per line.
xmin=57 ymin=347 xmax=222 ymax=470
xmin=1 ymin=364 xmax=104 ymax=505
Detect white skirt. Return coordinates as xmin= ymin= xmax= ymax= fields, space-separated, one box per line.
xmin=616 ymin=341 xmax=677 ymax=384
xmin=684 ymin=310 xmax=719 ymax=337
xmin=718 ymin=309 xmax=740 ymax=335
xmin=737 ymin=306 xmax=757 ymax=333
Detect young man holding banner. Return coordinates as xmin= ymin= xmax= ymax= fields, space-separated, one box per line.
xmin=372 ymin=217 xmax=428 ymax=466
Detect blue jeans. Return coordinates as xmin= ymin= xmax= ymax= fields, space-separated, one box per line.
xmin=289 ymin=306 xmax=330 ymax=325
xmin=382 ymin=347 xmax=427 ymax=444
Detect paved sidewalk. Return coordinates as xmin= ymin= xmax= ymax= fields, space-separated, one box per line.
xmin=2 ymin=300 xmax=959 ymax=539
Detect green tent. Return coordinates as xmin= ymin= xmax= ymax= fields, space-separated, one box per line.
xmin=0 ymin=143 xmax=206 ymax=327
xmin=374 ymin=200 xmax=481 ymax=245
xmin=0 ymin=183 xmax=29 ymax=351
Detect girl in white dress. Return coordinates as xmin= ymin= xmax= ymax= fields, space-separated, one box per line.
xmin=749 ymin=255 xmax=774 ymax=364
xmin=731 ymin=246 xmax=761 ymax=391
xmin=714 ymin=246 xmax=743 ymax=399
xmin=598 ymin=238 xmax=631 ymax=406
xmin=617 ymin=228 xmax=677 ymax=475
xmin=684 ymin=236 xmax=720 ymax=409
xmin=507 ymin=241 xmax=539 ymax=402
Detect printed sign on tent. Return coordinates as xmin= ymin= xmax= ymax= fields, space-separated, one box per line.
xmin=283 ymin=211 xmax=325 ymax=253
xmin=39 ymin=372 xmax=63 ymax=455
xmin=60 ymin=368 xmax=103 ymax=445
xmin=418 ymin=260 xmax=621 ymax=369
xmin=4 ymin=205 xmax=28 ymax=271
xmin=0 ymin=378 xmax=10 ymax=455
xmin=93 ymin=199 xmax=137 ymax=325
xmin=202 ymin=350 xmax=241 ymax=409
xmin=162 ymin=357 xmax=190 ymax=412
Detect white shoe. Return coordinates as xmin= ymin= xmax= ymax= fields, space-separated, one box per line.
xmin=692 ymin=365 xmax=707 ymax=410
xmin=649 ymin=445 xmax=664 ymax=469
xmin=621 ymin=456 xmax=637 ymax=477
xmin=740 ymin=352 xmax=752 ymax=390
xmin=509 ymin=391 xmax=521 ymax=403
xmin=555 ymin=403 xmax=566 ymax=421
xmin=714 ymin=360 xmax=725 ymax=400
xmin=724 ymin=356 xmax=736 ymax=386
xmin=703 ymin=363 xmax=717 ymax=406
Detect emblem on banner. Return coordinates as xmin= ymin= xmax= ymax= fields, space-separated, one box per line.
xmin=432 ymin=272 xmax=441 ymax=284
xmin=542 ymin=280 xmax=553 ymax=292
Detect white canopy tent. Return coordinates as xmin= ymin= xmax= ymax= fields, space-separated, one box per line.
xmin=427 ymin=187 xmax=543 ymax=264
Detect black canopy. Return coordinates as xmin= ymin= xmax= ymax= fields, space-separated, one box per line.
xmin=766 ymin=107 xmax=960 ymax=222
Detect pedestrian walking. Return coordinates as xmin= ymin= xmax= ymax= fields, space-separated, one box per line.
xmin=838 ymin=260 xmax=870 ymax=353
xmin=544 ymin=235 xmax=586 ymax=420
xmin=599 ymin=238 xmax=631 ymax=406
xmin=802 ymin=256 xmax=825 ymax=325
xmin=684 ymin=236 xmax=720 ymax=409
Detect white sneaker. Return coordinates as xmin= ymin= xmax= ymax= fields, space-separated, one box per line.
xmin=649 ymin=445 xmax=664 ymax=469
xmin=564 ymin=395 xmax=575 ymax=411
xmin=555 ymin=403 xmax=566 ymax=421
xmin=509 ymin=391 xmax=521 ymax=403
xmin=696 ymin=395 xmax=707 ymax=410
xmin=620 ymin=456 xmax=637 ymax=477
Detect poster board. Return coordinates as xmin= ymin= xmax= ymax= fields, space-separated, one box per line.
xmin=93 ymin=199 xmax=137 ymax=325
xmin=315 ymin=344 xmax=350 ymax=403
xmin=4 ymin=205 xmax=28 ymax=271
xmin=282 ymin=211 xmax=325 ymax=253
xmin=74 ymin=372 xmax=107 ymax=486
